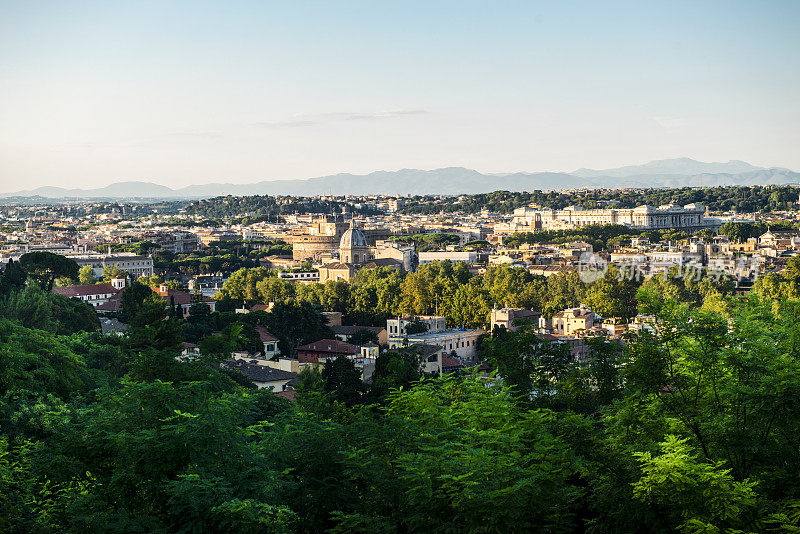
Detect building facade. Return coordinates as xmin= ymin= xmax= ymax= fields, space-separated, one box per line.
xmin=387 ymin=329 xmax=484 ymax=360
xmin=540 ymin=305 xmax=599 ymax=335
xmin=386 ymin=315 xmax=448 ymax=337
xmin=490 ymin=308 xmax=541 ymax=332
xmin=69 ymin=253 xmax=154 ymax=278
xmin=511 ymin=203 xmax=715 ymax=232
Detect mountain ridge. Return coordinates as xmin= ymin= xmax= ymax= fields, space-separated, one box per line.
xmin=3 ymin=159 xmax=799 ymax=199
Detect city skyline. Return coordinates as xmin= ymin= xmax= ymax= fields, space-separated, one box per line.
xmin=2 ymin=1 xmax=799 ymax=191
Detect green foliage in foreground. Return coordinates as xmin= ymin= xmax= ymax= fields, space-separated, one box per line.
xmin=3 ymin=261 xmax=800 ymax=532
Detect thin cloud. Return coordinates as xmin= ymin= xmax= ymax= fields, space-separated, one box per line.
xmin=253 ymin=109 xmax=430 ymax=128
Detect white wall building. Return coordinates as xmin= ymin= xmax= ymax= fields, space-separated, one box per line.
xmin=388 ymin=328 xmax=484 ymax=360
xmin=511 ymin=203 xmax=716 ymax=232
xmin=418 ymin=251 xmax=478 ymax=265
xmin=386 ymin=315 xmax=447 ymax=337
xmin=68 ymin=252 xmax=154 ymax=278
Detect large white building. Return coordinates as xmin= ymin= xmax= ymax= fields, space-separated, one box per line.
xmin=52 ymin=278 xmax=127 ymax=307
xmin=418 ymin=250 xmax=478 ymax=265
xmin=387 ymin=328 xmax=484 ymax=360
xmin=386 ymin=315 xmax=448 ymax=337
xmin=387 ymin=315 xmax=484 ymax=360
xmin=511 ymin=203 xmax=718 ymax=232
xmin=67 ymin=252 xmax=154 ymax=278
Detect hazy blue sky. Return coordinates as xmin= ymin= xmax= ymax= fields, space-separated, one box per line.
xmin=1 ymin=1 xmax=798 ymax=191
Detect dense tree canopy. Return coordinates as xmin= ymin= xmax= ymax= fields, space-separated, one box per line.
xmin=399 ymin=185 xmax=800 ymax=215
xmin=185 ymin=194 xmax=379 ymax=219
xmin=18 ymin=251 xmax=79 ymax=291
xmin=5 ymin=224 xmax=800 ymax=531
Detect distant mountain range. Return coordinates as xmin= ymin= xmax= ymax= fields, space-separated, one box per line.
xmin=3 ymin=158 xmax=799 ymax=199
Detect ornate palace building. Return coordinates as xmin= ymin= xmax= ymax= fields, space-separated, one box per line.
xmin=510 ymin=203 xmax=720 ymax=232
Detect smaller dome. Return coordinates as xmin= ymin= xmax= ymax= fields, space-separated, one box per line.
xmin=340 ymin=226 xmax=368 ymax=248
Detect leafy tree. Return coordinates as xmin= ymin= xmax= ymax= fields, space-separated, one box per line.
xmin=78 ymin=265 xmax=97 ymax=285
xmin=720 ymin=221 xmax=756 ymax=242
xmin=263 ymin=302 xmax=333 ymax=357
xmin=0 ymin=258 xmax=27 ymax=296
xmin=336 ymin=375 xmax=582 ymax=532
xmin=19 ymin=252 xmax=78 ymax=291
xmin=119 ymin=281 xmax=155 ymax=323
xmin=256 ymin=276 xmax=295 ymax=305
xmin=53 ymin=275 xmax=77 ymax=287
xmin=0 ymin=318 xmax=91 ymax=402
xmin=218 ymin=267 xmax=271 ymax=302
xmin=632 ymin=435 xmax=758 ymax=533
xmin=367 ymin=347 xmax=426 ymax=403
xmin=482 ymin=323 xmax=573 ymax=404
xmin=321 ymin=356 xmax=363 ymax=406
xmin=348 ymin=328 xmax=379 ymax=346
xmin=1 ymin=283 xmax=100 ymax=335
xmin=403 ymin=318 xmax=429 ymax=335
xmin=101 ymin=265 xmax=128 ymax=282
xmin=582 ymin=265 xmax=639 ymax=320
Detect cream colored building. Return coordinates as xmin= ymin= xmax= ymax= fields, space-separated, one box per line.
xmin=540 ymin=305 xmax=599 ymax=335
xmin=511 ymin=203 xmax=714 ymax=232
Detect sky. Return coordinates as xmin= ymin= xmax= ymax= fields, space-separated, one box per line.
xmin=0 ymin=0 xmax=798 ymax=192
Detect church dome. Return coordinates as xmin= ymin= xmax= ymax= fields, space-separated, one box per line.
xmin=340 ymin=226 xmax=368 ymax=248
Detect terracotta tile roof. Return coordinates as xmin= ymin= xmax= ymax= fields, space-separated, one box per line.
xmin=331 ymin=325 xmax=385 ymax=336
xmin=53 ymin=283 xmax=120 ymax=298
xmin=152 ymin=287 xmax=213 ymax=306
xmin=255 ymin=326 xmax=279 ymax=342
xmin=320 ymin=262 xmax=352 ymax=270
xmin=297 ymin=338 xmax=359 ymax=355
xmin=95 ymin=298 xmax=122 ymax=312
xmin=408 ymin=343 xmax=443 ymax=358
xmin=442 ymin=355 xmax=465 ymax=370
xmin=222 ymin=359 xmax=297 ymax=383
xmin=275 ymin=389 xmax=296 ymax=401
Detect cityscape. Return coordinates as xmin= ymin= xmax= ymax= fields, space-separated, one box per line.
xmin=2 ymin=2 xmax=800 ymax=533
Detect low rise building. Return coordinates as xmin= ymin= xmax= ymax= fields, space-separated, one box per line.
xmin=318 ymin=262 xmax=355 ymax=283
xmin=152 ymin=284 xmax=216 ymax=318
xmin=388 ymin=328 xmax=484 ymax=360
xmin=52 ymin=277 xmax=127 ymax=307
xmin=255 ymin=326 xmax=280 ymax=358
xmin=68 ymin=252 xmax=154 ymax=278
xmin=278 ymin=270 xmax=320 ymax=283
xmin=418 ymin=251 xmax=478 ymax=265
xmin=490 ymin=308 xmax=541 ymax=332
xmin=221 ymin=359 xmax=297 ymax=391
xmin=386 ymin=315 xmax=447 ymax=337
xmin=297 ymin=339 xmax=359 ymax=363
xmin=331 ymin=325 xmax=388 ymax=346
xmin=540 ymin=305 xmax=599 ymax=335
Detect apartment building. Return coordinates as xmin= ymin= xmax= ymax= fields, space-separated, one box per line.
xmin=540 ymin=305 xmax=599 ymax=335
xmin=386 ymin=315 xmax=447 ymax=337
xmin=69 ymin=253 xmax=154 ymax=278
